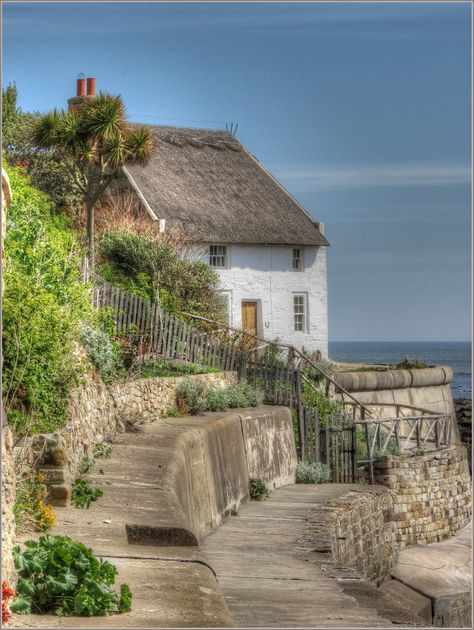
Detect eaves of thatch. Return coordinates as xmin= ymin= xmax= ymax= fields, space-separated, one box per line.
xmin=124 ymin=125 xmax=329 ymax=247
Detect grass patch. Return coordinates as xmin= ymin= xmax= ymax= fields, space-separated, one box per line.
xmin=137 ymin=359 xmax=220 ymax=379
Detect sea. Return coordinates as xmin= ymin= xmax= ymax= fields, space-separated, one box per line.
xmin=329 ymin=341 xmax=472 ymax=400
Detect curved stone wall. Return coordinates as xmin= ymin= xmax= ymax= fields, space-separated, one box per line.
xmin=125 ymin=407 xmax=297 ymax=546
xmin=374 ymin=446 xmax=471 ymax=548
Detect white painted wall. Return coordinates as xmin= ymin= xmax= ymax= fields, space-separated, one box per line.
xmin=194 ymin=243 xmax=328 ymax=357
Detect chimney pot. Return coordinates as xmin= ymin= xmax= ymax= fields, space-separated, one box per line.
xmin=86 ymin=77 xmax=96 ymax=97
xmin=76 ymin=77 xmax=86 ymax=97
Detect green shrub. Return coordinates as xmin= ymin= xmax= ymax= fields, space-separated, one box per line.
xmin=138 ymin=359 xmax=219 ymax=379
xmin=296 ymin=462 xmax=331 ymax=484
xmin=71 ymin=480 xmax=103 ymax=509
xmin=206 ymin=387 xmax=229 ymax=412
xmin=395 ymin=356 xmax=429 ymax=370
xmin=249 ymin=478 xmax=269 ymax=501
xmin=98 ymin=229 xmax=225 ymax=321
xmin=2 ymin=167 xmax=100 ymax=433
xmin=226 ymin=382 xmax=263 ymax=408
xmin=176 ymin=378 xmax=207 ymax=415
xmin=300 ymin=384 xmax=342 ymax=429
xmin=11 ymin=535 xmax=131 ymax=616
xmin=80 ymin=325 xmax=124 ymax=384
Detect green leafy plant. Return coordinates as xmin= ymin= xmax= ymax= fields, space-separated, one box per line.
xmin=138 ymin=359 xmax=219 ymax=379
xmin=206 ymin=387 xmax=229 ymax=412
xmin=296 ymin=462 xmax=331 ymax=484
xmin=92 ymin=443 xmax=112 ymax=459
xmin=164 ymin=407 xmax=184 ymax=418
xmin=71 ymin=479 xmax=103 ymax=509
xmin=79 ymin=457 xmax=96 ymax=475
xmin=300 ymin=384 xmax=342 ymax=429
xmin=226 ymin=382 xmax=263 ymax=408
xmin=395 ymin=356 xmax=429 ymax=370
xmin=11 ymin=535 xmax=131 ymax=616
xmin=80 ymin=324 xmax=125 ymax=384
xmin=249 ymin=478 xmax=269 ymax=501
xmin=13 ymin=474 xmax=56 ymax=534
xmin=175 ymin=378 xmax=207 ymax=415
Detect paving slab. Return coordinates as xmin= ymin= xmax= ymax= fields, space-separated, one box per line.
xmin=201 ymin=484 xmax=397 ymax=628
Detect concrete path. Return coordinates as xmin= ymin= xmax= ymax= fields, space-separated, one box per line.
xmin=201 ymin=484 xmax=395 ymax=628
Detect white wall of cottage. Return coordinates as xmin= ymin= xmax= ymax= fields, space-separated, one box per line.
xmin=193 ymin=243 xmax=328 ymax=357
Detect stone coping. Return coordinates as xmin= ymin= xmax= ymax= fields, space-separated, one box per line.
xmin=334 ymin=365 xmax=453 ymax=393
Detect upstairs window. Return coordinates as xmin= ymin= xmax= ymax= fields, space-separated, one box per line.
xmin=209 ymin=245 xmax=227 ymax=268
xmin=293 ymin=295 xmax=306 ymax=332
xmin=292 ymin=248 xmax=303 ymax=271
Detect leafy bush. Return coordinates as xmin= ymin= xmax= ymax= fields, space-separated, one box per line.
xmin=249 ymin=478 xmax=269 ymax=501
xmin=176 ymin=378 xmax=207 ymax=415
xmin=98 ymin=229 xmax=225 ymax=321
xmin=2 ymin=167 xmax=95 ymax=433
xmin=296 ymin=462 xmax=331 ymax=484
xmin=138 ymin=359 xmax=219 ymax=379
xmin=2 ymin=83 xmax=83 ymax=213
xmin=206 ymin=387 xmax=229 ymax=412
xmin=395 ymin=356 xmax=429 ymax=370
xmin=176 ymin=379 xmax=264 ymax=415
xmin=80 ymin=325 xmax=124 ymax=384
xmin=13 ymin=474 xmax=55 ymax=534
xmin=300 ymin=384 xmax=342 ymax=429
xmin=11 ymin=535 xmax=131 ymax=616
xmin=355 ymin=428 xmax=402 ymax=462
xmin=71 ymin=480 xmax=103 ymax=509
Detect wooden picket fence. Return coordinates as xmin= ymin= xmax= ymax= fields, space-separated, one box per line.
xmin=89 ymin=274 xmax=452 ymax=485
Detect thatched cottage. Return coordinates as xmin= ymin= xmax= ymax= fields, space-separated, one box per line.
xmin=123 ymin=125 xmax=329 ymax=356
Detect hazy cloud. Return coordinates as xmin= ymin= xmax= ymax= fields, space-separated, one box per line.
xmin=273 ymin=162 xmax=472 ymax=191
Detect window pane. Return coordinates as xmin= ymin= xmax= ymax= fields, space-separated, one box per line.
xmin=293 ymin=248 xmax=301 ymax=271
xmin=209 ymin=245 xmax=227 ymax=267
xmin=294 ymin=295 xmax=305 ymax=332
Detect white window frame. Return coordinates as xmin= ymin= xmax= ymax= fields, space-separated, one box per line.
xmin=209 ymin=244 xmax=228 ymax=269
xmin=293 ymin=294 xmax=307 ymax=333
xmin=292 ymin=248 xmax=304 ymax=272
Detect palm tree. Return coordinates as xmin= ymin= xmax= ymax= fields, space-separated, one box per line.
xmin=32 ymin=93 xmax=153 ymax=268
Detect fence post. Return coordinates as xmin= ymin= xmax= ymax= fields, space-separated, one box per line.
xmin=295 ymin=370 xmax=305 ymax=462
xmin=351 ymin=418 xmax=357 ymax=482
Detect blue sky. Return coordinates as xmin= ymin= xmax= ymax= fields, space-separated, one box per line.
xmin=2 ymin=1 xmax=472 ymax=342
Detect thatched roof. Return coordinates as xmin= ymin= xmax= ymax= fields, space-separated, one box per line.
xmin=125 ymin=125 xmax=329 ymax=246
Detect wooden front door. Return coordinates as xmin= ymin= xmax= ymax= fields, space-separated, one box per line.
xmin=242 ymin=301 xmax=258 ymax=347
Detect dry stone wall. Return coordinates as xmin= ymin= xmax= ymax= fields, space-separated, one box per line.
xmin=374 ymin=446 xmax=471 ymax=548
xmin=297 ymin=486 xmax=397 ymax=585
xmin=14 ymin=371 xmax=236 ymax=507
xmin=454 ymin=399 xmax=471 ymax=471
xmin=111 ymin=371 xmax=237 ymax=426
xmin=1 ymin=427 xmax=16 ymax=583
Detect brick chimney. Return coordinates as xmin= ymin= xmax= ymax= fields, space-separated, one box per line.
xmin=68 ymin=74 xmax=96 ymax=111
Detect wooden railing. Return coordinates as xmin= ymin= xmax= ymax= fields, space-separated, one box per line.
xmin=89 ymin=274 xmax=453 ymax=484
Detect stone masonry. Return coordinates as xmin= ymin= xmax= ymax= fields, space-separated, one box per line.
xmin=297 ymin=487 xmax=397 ymax=585
xmin=14 ymin=371 xmax=237 ymax=507
xmin=454 ymin=399 xmax=472 ymax=472
xmin=374 ymin=445 xmax=471 ymax=548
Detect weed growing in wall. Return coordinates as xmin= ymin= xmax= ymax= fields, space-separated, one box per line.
xmin=249 ymin=478 xmax=269 ymax=501
xmin=13 ymin=474 xmax=56 ymax=534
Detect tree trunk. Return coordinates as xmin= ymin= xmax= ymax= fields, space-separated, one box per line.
xmin=86 ymin=197 xmax=95 ymax=270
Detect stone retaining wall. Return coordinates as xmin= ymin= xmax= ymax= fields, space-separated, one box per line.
xmin=14 ymin=371 xmax=236 ymax=507
xmin=374 ymin=446 xmax=471 ymax=548
xmin=111 ymin=371 xmax=237 ymax=426
xmin=297 ymin=486 xmax=397 ymax=585
xmin=1 ymin=427 xmax=16 ymax=583
xmin=454 ymin=399 xmax=472 ymax=471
